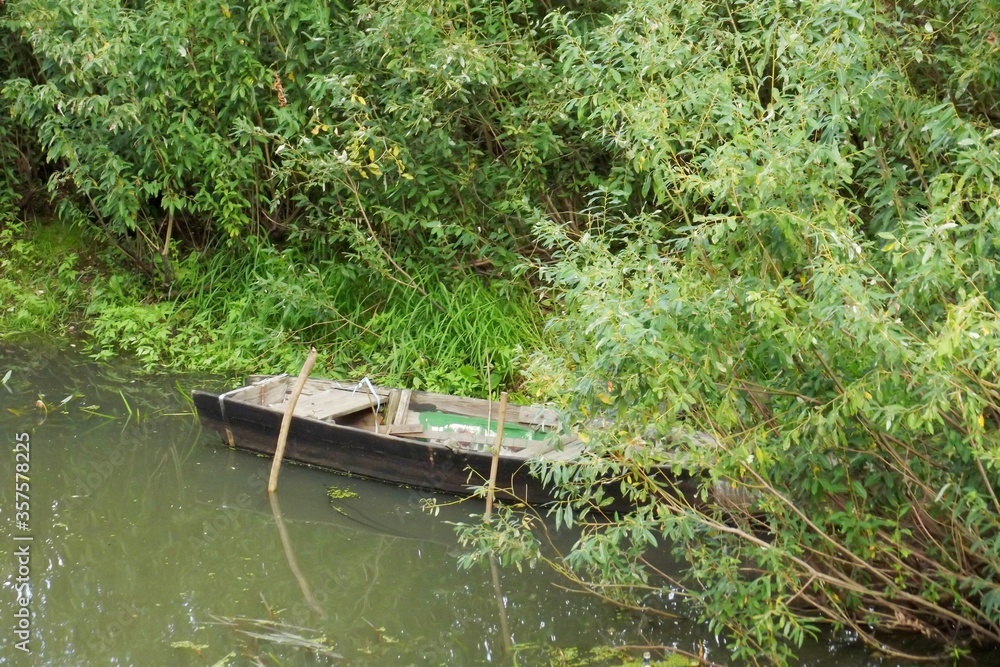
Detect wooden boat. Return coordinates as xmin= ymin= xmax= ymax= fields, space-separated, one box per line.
xmin=193 ymin=375 xmax=584 ymax=505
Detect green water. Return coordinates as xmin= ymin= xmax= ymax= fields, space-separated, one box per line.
xmin=0 ymin=340 xmax=943 ymax=666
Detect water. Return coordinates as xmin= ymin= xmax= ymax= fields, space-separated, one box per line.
xmin=0 ymin=339 xmax=949 ymax=666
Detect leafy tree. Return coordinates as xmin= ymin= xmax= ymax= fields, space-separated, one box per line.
xmin=3 ymin=0 xmax=320 ymax=281
xmin=1 ymin=0 xmax=566 ymax=390
xmin=0 ymin=7 xmax=45 ymax=227
xmin=0 ymin=0 xmax=606 ymax=284
xmin=460 ymin=0 xmax=1000 ymax=663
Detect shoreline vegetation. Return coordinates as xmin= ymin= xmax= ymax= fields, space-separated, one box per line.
xmin=2 ymin=0 xmax=999 ymax=664
xmin=0 ymin=218 xmax=542 ymax=396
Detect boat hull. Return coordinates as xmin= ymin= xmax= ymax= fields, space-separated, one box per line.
xmin=193 ymin=389 xmax=556 ymax=504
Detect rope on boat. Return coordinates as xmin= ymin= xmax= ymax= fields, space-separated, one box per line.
xmin=331 ymin=377 xmax=382 ymax=413
xmin=352 ymin=377 xmax=382 ymax=413
xmin=218 ymin=375 xmax=289 ymax=436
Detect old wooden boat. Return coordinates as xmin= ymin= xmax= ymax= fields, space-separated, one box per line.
xmin=193 ymin=375 xmax=584 ymax=505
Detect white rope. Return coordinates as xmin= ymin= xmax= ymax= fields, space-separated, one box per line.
xmin=351 ymin=376 xmax=382 ymax=414
xmin=346 ymin=376 xmax=382 ymax=435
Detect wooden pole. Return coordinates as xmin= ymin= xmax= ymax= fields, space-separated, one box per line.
xmin=484 ymin=391 xmax=508 ymax=523
xmin=268 ymin=347 xmax=318 ymax=494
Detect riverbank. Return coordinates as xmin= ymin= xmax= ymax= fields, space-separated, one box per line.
xmin=0 ymin=219 xmax=544 ymax=396
xmin=4 ymin=0 xmax=998 ymax=661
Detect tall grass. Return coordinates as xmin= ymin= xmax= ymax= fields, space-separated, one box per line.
xmin=1 ymin=220 xmax=544 ymax=395
xmin=352 ymin=273 xmax=542 ymax=395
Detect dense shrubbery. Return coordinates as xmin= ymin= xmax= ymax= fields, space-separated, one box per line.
xmin=2 ymin=0 xmax=999 ymax=663
xmin=0 ymin=0 xmax=553 ymax=391
xmin=0 ymin=220 xmax=540 ymax=395
xmin=1 ymin=0 xmax=605 ymax=282
xmin=458 ymin=0 xmax=1000 ymax=664
xmin=0 ymin=18 xmax=44 ymax=228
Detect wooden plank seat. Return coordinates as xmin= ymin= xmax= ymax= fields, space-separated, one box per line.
xmin=272 ymin=388 xmax=379 ymax=422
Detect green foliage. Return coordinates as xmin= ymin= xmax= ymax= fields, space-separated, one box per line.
xmin=0 ymin=221 xmax=541 ymax=394
xmin=463 ymin=0 xmax=1000 ymax=664
xmin=252 ymin=0 xmax=616 ymax=269
xmin=65 ymin=231 xmax=538 ymax=393
xmin=0 ymin=0 xmax=609 ymax=283
xmin=3 ymin=0 xmax=301 ymax=279
xmin=3 ymin=0 xmax=1000 ymax=662
xmin=326 ymin=485 xmax=359 ymax=500
xmin=505 ymin=643 xmax=697 ymax=667
xmin=0 ymin=220 xmax=95 ymax=334
xmin=0 ymin=7 xmax=45 ymax=227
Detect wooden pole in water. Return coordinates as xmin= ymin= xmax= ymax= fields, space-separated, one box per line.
xmin=484 ymin=391 xmax=508 ymax=523
xmin=268 ymin=347 xmax=318 ymax=494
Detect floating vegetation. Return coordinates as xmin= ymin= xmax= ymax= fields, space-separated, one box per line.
xmin=326 ymin=486 xmax=359 ymax=500
xmin=208 ymin=652 xmax=236 ymax=667
xmin=169 ymin=640 xmax=209 ymax=656
xmin=508 ymin=644 xmax=705 ymax=667
xmin=207 ymin=615 xmax=343 ymax=660
xmin=170 ymin=644 xmax=235 ymax=667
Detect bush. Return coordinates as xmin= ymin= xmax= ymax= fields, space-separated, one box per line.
xmin=460 ymin=0 xmax=1000 ymax=663
xmin=1 ymin=0 xmax=609 ymax=283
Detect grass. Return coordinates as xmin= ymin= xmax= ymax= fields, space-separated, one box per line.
xmin=1 ymin=219 xmax=546 ymax=397
xmin=0 ymin=219 xmax=98 ymax=335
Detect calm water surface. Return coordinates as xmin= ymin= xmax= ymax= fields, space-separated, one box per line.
xmin=0 ymin=340 xmax=927 ymax=666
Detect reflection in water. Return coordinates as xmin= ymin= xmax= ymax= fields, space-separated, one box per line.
xmin=0 ymin=340 xmax=908 ymax=666
xmin=489 ymin=555 xmax=513 ymax=658
xmin=268 ymin=492 xmax=323 ymax=617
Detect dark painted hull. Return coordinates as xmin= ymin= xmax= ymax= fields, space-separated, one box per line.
xmin=193 ymin=389 xmax=557 ymax=504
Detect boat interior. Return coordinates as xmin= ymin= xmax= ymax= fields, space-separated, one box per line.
xmin=224 ymin=375 xmax=583 ymax=460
